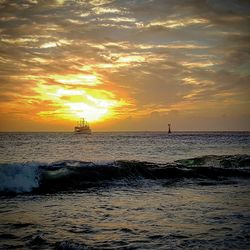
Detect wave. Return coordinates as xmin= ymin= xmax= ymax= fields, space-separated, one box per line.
xmin=0 ymin=163 xmax=39 ymax=193
xmin=0 ymin=155 xmax=249 ymax=194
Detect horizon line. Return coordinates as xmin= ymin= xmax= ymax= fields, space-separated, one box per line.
xmin=0 ymin=130 xmax=249 ymax=133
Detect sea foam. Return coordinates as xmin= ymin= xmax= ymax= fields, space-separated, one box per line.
xmin=0 ymin=163 xmax=40 ymax=193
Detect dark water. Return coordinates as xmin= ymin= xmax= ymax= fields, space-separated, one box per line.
xmin=0 ymin=132 xmax=250 ymax=249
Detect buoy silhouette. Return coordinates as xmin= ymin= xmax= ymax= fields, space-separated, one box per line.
xmin=168 ymin=123 xmax=171 ymax=134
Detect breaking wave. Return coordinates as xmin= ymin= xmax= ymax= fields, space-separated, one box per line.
xmin=0 ymin=155 xmax=249 ymax=194
xmin=0 ymin=163 xmax=39 ymax=193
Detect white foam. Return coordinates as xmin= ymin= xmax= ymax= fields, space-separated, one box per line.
xmin=0 ymin=163 xmax=40 ymax=193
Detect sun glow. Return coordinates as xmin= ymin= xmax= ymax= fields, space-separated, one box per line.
xmin=34 ymin=79 xmax=123 ymax=123
xmin=50 ymin=74 xmax=100 ymax=86
xmin=67 ymin=102 xmax=110 ymax=122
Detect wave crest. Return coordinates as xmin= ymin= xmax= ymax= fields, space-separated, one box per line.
xmin=0 ymin=155 xmax=249 ymax=194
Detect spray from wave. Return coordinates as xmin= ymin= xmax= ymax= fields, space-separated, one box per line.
xmin=0 ymin=163 xmax=39 ymax=193
xmin=0 ymin=155 xmax=249 ymax=194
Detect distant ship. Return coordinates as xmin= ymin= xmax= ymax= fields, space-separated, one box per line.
xmin=74 ymin=118 xmax=92 ymax=134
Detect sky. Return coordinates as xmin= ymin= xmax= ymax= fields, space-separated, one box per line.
xmin=0 ymin=0 xmax=249 ymax=131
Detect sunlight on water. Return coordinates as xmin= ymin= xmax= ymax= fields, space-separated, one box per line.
xmin=1 ymin=183 xmax=250 ymax=249
xmin=0 ymin=132 xmax=249 ymax=164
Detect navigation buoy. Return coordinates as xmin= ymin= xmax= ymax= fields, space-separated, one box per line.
xmin=168 ymin=123 xmax=171 ymax=134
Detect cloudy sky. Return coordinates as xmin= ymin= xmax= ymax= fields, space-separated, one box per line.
xmin=0 ymin=0 xmax=249 ymax=131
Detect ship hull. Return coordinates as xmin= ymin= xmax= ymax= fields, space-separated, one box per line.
xmin=74 ymin=130 xmax=92 ymax=134
xmin=74 ymin=127 xmax=92 ymax=134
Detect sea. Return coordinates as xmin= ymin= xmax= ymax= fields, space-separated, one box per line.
xmin=0 ymin=131 xmax=249 ymax=250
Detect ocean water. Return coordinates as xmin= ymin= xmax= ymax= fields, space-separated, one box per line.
xmin=0 ymin=132 xmax=250 ymax=249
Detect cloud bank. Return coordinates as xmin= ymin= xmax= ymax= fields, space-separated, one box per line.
xmin=0 ymin=0 xmax=249 ymax=131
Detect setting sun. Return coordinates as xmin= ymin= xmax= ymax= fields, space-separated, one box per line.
xmin=67 ymin=102 xmax=109 ymax=122
xmin=33 ymin=76 xmax=124 ymax=123
xmin=65 ymin=94 xmax=119 ymax=122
